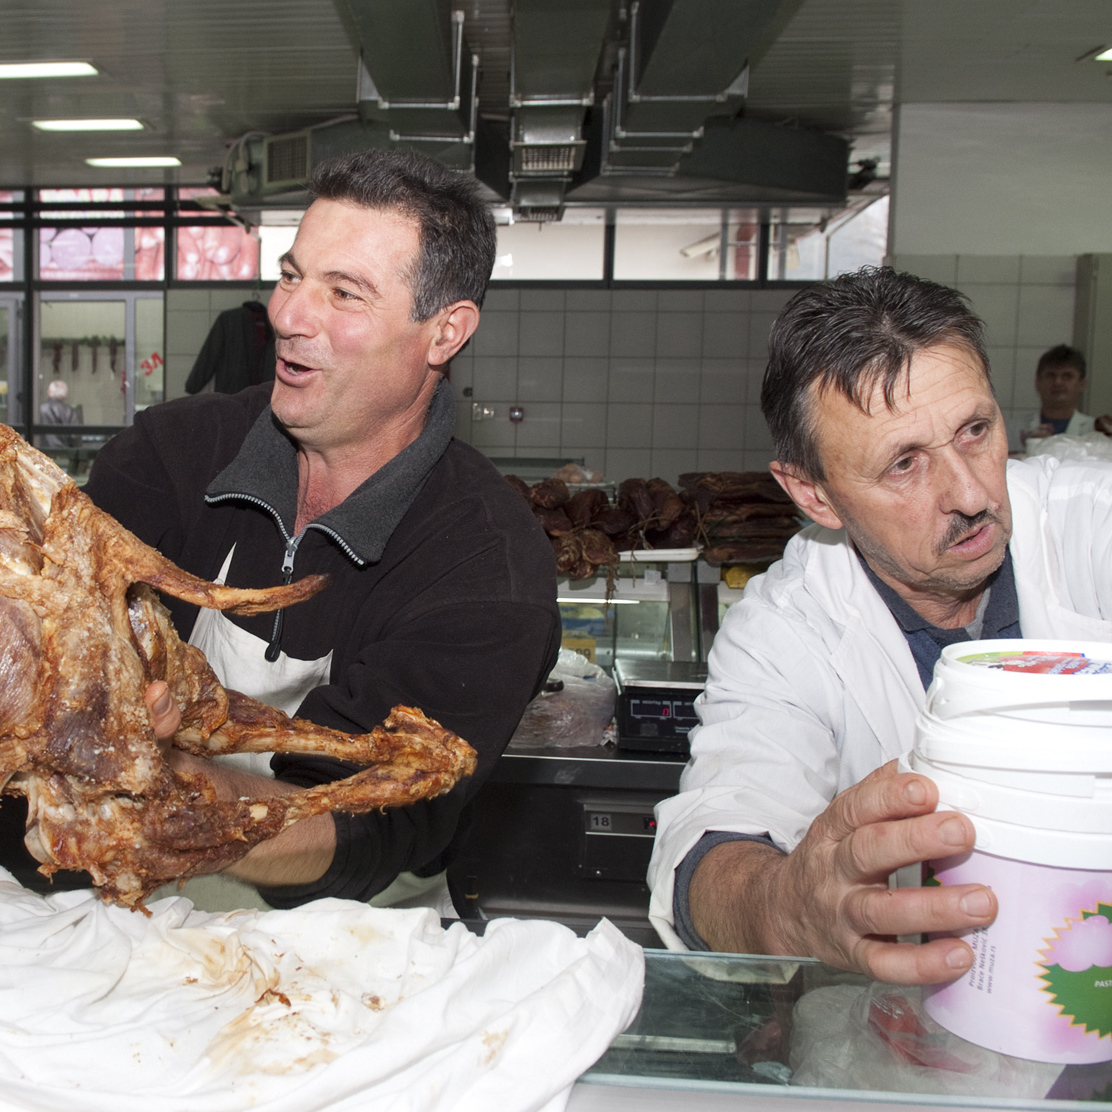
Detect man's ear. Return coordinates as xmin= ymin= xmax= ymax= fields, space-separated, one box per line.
xmin=427 ymin=301 xmax=480 ymax=368
xmin=769 ymin=461 xmax=844 ymax=530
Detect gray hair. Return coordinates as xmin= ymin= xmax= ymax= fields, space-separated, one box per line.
xmin=760 ymin=266 xmax=991 ymax=480
xmin=307 ymin=148 xmax=496 ymax=322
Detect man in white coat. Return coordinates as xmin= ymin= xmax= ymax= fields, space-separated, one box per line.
xmin=1017 ymin=344 xmax=1112 ymax=449
xmin=648 ymin=266 xmax=1112 ymax=985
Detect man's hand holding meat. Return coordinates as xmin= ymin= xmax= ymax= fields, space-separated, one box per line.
xmin=145 ymin=684 xmax=336 ymax=887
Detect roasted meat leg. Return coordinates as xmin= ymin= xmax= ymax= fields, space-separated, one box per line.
xmin=0 ymin=424 xmax=476 ymax=909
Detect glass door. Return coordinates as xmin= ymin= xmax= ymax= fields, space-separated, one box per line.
xmin=0 ymin=296 xmax=20 ymax=427
xmin=36 ymin=291 xmax=163 ymax=475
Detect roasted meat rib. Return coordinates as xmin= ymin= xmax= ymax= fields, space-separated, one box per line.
xmin=0 ymin=424 xmax=476 ymax=909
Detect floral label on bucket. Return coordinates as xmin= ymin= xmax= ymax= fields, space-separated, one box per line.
xmin=957 ymin=650 xmax=1112 ymax=675
xmin=1039 ymin=905 xmax=1112 ymax=1040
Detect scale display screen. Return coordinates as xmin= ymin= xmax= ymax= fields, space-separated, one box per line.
xmin=614 ymin=659 xmax=707 ymax=754
xmin=625 ymin=696 xmax=700 ymax=738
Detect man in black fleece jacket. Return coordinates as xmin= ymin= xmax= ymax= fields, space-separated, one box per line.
xmin=83 ymin=149 xmax=560 ymax=911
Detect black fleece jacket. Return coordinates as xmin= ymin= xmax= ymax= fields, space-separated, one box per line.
xmin=84 ymin=381 xmax=560 ymax=907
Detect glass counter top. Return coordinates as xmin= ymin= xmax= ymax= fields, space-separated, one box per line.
xmin=576 ymin=949 xmax=1111 ymax=1109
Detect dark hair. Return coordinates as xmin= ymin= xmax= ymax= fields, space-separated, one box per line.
xmin=1036 ymin=343 xmax=1086 ymax=378
xmin=307 ymin=148 xmax=496 ymax=322
xmin=760 ymin=266 xmax=991 ymax=480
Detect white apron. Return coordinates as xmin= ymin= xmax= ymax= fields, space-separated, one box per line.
xmin=188 ymin=547 xmax=333 ymax=776
xmin=160 ymin=547 xmax=453 ymax=916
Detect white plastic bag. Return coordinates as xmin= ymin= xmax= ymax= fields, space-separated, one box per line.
xmin=789 ymin=983 xmax=1064 ymax=1099
xmin=509 ymin=649 xmax=616 ymax=749
xmin=1026 ymin=431 xmax=1112 ymax=465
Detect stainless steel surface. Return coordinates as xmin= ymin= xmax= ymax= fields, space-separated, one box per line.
xmin=490 ymin=745 xmax=684 ymax=792
xmin=614 ymin=659 xmax=708 ymax=690
xmin=449 ymin=745 xmax=685 ymax=945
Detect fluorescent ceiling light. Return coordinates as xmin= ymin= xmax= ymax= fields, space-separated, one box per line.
xmin=557 ymin=597 xmax=638 ymax=605
xmin=34 ymin=118 xmax=143 ymax=132
xmin=1096 ymin=47 xmax=1112 ymax=61
xmin=85 ymin=156 xmax=181 ymax=168
xmin=0 ymin=61 xmax=97 ymax=79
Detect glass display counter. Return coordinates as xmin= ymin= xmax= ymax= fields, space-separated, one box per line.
xmin=559 ymin=551 xmax=702 ymax=669
xmin=558 ymin=554 xmax=778 ymax=671
xmin=570 ymin=950 xmax=1111 ymax=1110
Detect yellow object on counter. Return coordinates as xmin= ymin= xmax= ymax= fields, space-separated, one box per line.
xmin=561 ymin=634 xmax=596 ymax=662
xmin=722 ymin=562 xmax=773 ymax=590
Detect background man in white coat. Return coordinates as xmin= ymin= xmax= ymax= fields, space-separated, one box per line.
xmin=649 ymin=266 xmax=1112 ymax=984
xmin=1018 ymin=344 xmax=1112 ymax=448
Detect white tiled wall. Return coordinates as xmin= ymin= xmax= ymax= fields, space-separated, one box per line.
xmin=451 ymin=287 xmax=792 ymax=484
xmin=890 ymin=254 xmax=1078 ymax=449
xmin=166 ymin=261 xmax=1077 ymax=486
xmin=164 ymin=288 xmax=263 ymax=400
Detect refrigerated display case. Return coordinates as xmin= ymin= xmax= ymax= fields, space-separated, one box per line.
xmin=558 ymin=551 xmax=702 ymax=669
xmin=570 ymin=949 xmax=1105 ymax=1109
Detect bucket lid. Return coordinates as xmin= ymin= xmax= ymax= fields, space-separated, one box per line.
xmin=911 ymin=751 xmax=1112 ymax=834
xmin=927 ymin=639 xmax=1112 ymax=721
xmin=915 ymin=709 xmax=1112 ymax=772
xmin=936 ymin=805 xmax=1112 ymax=871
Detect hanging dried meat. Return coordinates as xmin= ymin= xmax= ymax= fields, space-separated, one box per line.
xmin=509 ymin=466 xmax=801 ymax=577
xmin=508 ymin=474 xmax=619 ymax=581
xmin=680 ymin=471 xmax=802 ymax=566
xmin=528 ymin=477 xmax=569 ymax=510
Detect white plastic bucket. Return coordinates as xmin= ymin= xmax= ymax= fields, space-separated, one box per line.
xmin=914 ymin=640 xmax=1112 ymax=1064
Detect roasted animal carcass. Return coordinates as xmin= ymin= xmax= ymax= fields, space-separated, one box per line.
xmin=0 ymin=424 xmax=476 ymax=909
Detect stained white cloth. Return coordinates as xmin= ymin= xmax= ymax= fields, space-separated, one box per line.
xmin=0 ymin=872 xmax=643 ymax=1112
xmin=649 ymin=455 xmax=1112 ymax=948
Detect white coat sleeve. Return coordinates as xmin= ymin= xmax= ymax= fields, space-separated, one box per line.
xmin=647 ymin=582 xmax=850 ymax=949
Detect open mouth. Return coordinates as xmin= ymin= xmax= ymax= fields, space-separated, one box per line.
xmin=948 ymin=522 xmax=995 ymax=557
xmin=278 ymin=357 xmax=316 ymax=378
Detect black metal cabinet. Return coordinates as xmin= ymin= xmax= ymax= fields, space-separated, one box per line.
xmin=448 ymin=746 xmax=685 ymax=947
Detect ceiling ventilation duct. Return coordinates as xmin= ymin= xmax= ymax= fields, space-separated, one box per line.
xmin=505 ymin=0 xmax=613 ymax=221
xmin=509 ymin=179 xmax=567 ymax=223
xmin=601 ymin=0 xmax=796 ymax=176
xmin=224 ymin=1 xmax=481 ymax=209
xmin=678 ymin=113 xmax=849 ymax=202
xmin=345 ymin=0 xmax=479 ymax=170
xmin=224 ymin=0 xmax=846 ymax=217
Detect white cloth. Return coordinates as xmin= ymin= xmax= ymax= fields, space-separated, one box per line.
xmin=648 ymin=455 xmax=1112 ymax=948
xmin=0 ymin=871 xmax=644 ymax=1112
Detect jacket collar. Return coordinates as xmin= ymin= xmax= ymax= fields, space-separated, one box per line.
xmin=205 ymin=377 xmax=455 ymax=565
xmin=775 ymin=523 xmax=927 ymax=756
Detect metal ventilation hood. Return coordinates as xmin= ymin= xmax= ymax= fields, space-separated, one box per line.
xmin=225 ymin=0 xmax=849 ymax=216
xmin=506 ymin=0 xmax=614 ymax=220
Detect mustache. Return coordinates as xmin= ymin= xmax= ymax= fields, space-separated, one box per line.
xmin=936 ymin=509 xmax=998 ymax=554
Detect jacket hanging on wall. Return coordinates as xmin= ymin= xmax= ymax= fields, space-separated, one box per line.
xmin=185 ymin=301 xmax=276 ymax=395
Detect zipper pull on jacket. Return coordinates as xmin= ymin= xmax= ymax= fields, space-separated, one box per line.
xmin=265 ymin=540 xmax=299 ymax=662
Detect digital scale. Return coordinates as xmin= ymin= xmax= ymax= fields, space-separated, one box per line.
xmin=613 ymin=659 xmax=707 ymax=755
